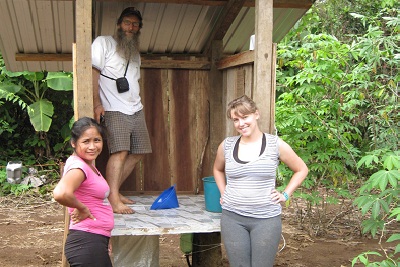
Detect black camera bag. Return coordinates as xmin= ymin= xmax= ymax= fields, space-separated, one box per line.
xmin=101 ymin=61 xmax=130 ymax=93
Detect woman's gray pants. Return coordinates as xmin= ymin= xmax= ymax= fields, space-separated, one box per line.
xmin=221 ymin=210 xmax=282 ymax=267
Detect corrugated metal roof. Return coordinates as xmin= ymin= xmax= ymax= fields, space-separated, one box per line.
xmin=0 ymin=0 xmax=311 ymax=72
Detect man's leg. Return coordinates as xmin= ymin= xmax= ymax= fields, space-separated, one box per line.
xmin=106 ymin=151 xmax=134 ymax=214
xmin=118 ymin=154 xmax=144 ymax=204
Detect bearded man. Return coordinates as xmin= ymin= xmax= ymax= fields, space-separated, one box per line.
xmin=92 ymin=7 xmax=152 ymax=214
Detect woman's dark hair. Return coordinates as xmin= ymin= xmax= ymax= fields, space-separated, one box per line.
xmin=70 ymin=117 xmax=106 ymax=145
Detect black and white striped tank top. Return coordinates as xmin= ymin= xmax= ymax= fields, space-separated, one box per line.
xmin=222 ymin=133 xmax=282 ymax=218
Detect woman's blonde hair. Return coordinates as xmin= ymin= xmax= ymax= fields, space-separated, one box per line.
xmin=226 ymin=95 xmax=258 ymax=119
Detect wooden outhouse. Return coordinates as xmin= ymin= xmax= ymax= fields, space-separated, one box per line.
xmin=0 ymin=1 xmax=314 ymax=266
xmin=0 ymin=0 xmax=313 ymax=194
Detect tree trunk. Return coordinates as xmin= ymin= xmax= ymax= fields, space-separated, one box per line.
xmin=192 ymin=232 xmax=222 ymax=267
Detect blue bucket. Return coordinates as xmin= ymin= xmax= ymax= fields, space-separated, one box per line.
xmin=202 ymin=176 xmax=222 ymax=213
xmin=150 ymin=185 xmax=179 ymax=210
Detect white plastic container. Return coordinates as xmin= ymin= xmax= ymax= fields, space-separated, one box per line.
xmin=6 ymin=161 xmax=22 ymax=184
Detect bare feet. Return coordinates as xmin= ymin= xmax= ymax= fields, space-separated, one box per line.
xmin=108 ymin=192 xmax=135 ymax=214
xmin=111 ymin=201 xmax=135 ymax=214
xmin=119 ymin=193 xmax=136 ymax=204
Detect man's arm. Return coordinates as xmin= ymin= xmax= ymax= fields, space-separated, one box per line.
xmin=92 ymin=67 xmax=104 ymax=123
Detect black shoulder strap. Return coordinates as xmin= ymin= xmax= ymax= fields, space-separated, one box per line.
xmin=100 ymin=60 xmax=130 ymax=81
xmin=123 ymin=60 xmax=130 ymax=76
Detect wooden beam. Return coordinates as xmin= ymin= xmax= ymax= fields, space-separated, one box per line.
xmin=270 ymin=43 xmax=277 ymax=134
xmin=75 ymin=0 xmax=313 ymax=8
xmin=22 ymin=0 xmax=312 ymax=8
xmin=214 ymin=0 xmax=246 ymax=41
xmin=93 ymin=0 xmax=255 ymax=7
xmin=216 ymin=50 xmax=254 ymax=70
xmin=253 ymin=0 xmax=274 ymax=134
xmin=141 ymin=59 xmax=210 ymax=69
xmin=273 ymin=0 xmax=313 ymax=8
xmin=15 ymin=53 xmax=72 ymax=61
xmin=203 ymin=0 xmax=246 ymax=56
xmin=73 ymin=0 xmax=93 ymax=119
xmin=208 ymin=40 xmax=224 ymax=185
xmin=16 ymin=53 xmax=211 ymax=70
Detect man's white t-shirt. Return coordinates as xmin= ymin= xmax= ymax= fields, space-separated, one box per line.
xmin=92 ymin=36 xmax=143 ymax=115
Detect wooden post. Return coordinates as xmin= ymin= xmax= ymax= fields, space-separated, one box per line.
xmin=73 ymin=0 xmax=93 ymax=119
xmin=62 ymin=1 xmax=93 ymax=267
xmin=253 ymin=0 xmax=274 ymax=134
xmin=192 ymin=232 xmax=222 ymax=267
xmin=57 ymin=163 xmax=69 ymax=267
xmin=191 ymin=40 xmax=224 ymax=267
xmin=61 ymin=207 xmax=70 ymax=267
xmin=270 ymin=43 xmax=277 ymax=133
xmin=208 ymin=40 xmax=224 ymax=172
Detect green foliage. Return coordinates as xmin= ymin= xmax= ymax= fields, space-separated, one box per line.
xmin=276 ymin=32 xmax=365 ymax=210
xmin=0 ymin=168 xmax=31 ymax=196
xmin=351 ymin=251 xmax=383 ymax=267
xmin=276 ymin=0 xmax=399 ymax=264
xmin=353 ymin=150 xmax=399 ymax=265
xmin=0 ymin=69 xmax=73 ymax=132
xmin=0 ymin=36 xmax=72 ymax=198
xmin=305 ymin=0 xmax=399 ymax=39
xmin=0 ymin=162 xmax=62 ymax=197
xmin=0 ymin=54 xmax=74 ymax=163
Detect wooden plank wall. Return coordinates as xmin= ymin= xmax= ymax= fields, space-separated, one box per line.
xmin=96 ymin=69 xmax=211 ymax=194
xmin=224 ymin=64 xmax=254 ymax=137
xmin=96 ymin=53 xmax=275 ymax=194
xmin=222 ymin=45 xmax=277 ymax=138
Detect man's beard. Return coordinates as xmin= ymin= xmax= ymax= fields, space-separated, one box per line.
xmin=114 ymin=28 xmax=141 ymax=61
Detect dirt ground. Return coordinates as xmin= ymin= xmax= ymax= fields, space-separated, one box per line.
xmin=0 ymin=195 xmax=393 ymax=267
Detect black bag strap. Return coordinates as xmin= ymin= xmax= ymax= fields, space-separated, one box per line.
xmin=100 ymin=60 xmax=130 ymax=81
xmin=123 ymin=60 xmax=130 ymax=76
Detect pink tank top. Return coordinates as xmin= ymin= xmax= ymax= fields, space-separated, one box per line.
xmin=64 ymin=156 xmax=114 ymax=237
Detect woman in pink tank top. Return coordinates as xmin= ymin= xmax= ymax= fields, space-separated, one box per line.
xmin=53 ymin=117 xmax=114 ymax=267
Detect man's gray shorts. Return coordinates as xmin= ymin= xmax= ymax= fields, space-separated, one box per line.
xmin=104 ymin=110 xmax=152 ymax=155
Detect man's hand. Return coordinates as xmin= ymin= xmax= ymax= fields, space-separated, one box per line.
xmin=94 ymin=104 xmax=104 ymax=123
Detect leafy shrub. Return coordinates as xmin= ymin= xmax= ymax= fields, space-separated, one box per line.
xmin=0 ymin=168 xmax=31 ymax=196
xmin=275 ymin=1 xmax=399 ymax=241
xmin=352 ymin=150 xmax=400 ymax=266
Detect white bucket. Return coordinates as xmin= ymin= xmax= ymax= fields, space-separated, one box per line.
xmin=6 ymin=161 xmax=22 ymax=184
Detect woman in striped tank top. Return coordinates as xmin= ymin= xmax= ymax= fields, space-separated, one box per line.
xmin=213 ymin=95 xmax=308 ymax=267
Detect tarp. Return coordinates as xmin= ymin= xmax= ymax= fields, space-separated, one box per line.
xmin=111 ymin=235 xmax=160 ymax=267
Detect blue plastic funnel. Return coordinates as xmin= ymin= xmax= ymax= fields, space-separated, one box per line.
xmin=150 ymin=185 xmax=179 ymax=210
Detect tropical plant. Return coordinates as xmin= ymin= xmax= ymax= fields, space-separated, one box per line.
xmin=276 ymin=32 xmax=363 ymax=235
xmin=352 ymin=150 xmax=399 ymax=266
xmin=0 ymin=56 xmax=74 ymax=161
xmin=347 ymin=11 xmax=399 ymax=266
xmin=275 ymin=0 xmax=399 ymax=239
xmin=0 ymin=69 xmax=73 ymax=132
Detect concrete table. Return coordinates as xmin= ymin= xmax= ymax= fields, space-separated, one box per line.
xmin=112 ymin=194 xmax=221 ymax=236
xmin=111 ymin=195 xmax=222 ymax=267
